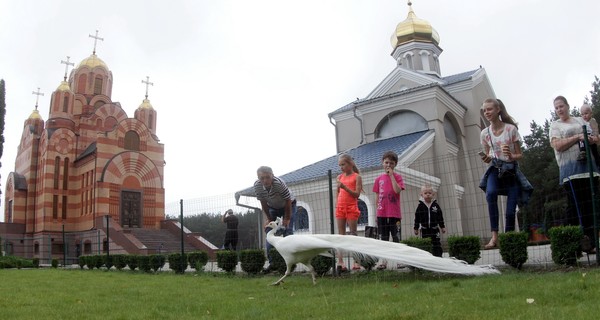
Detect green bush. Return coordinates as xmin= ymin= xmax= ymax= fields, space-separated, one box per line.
xmin=0 ymin=256 xmax=34 ymax=269
xmin=127 ymin=255 xmax=139 ymax=271
xmin=78 ymin=256 xmax=87 ymax=269
xmin=402 ymin=237 xmax=433 ymax=253
xmin=85 ymin=255 xmax=96 ymax=270
xmin=187 ymin=251 xmax=209 ymax=271
xmin=51 ymin=258 xmax=59 ymax=268
xmin=499 ymin=231 xmax=528 ymax=269
xmin=239 ymin=249 xmax=265 ymax=275
xmin=311 ymin=255 xmax=334 ymax=276
xmin=32 ymin=258 xmax=40 ymax=268
xmin=112 ymin=254 xmax=128 ymax=270
xmin=102 ymin=255 xmax=113 ymax=270
xmin=138 ymin=255 xmax=152 ymax=272
xmin=94 ymin=255 xmax=104 ymax=269
xmin=548 ymin=226 xmax=583 ymax=266
xmin=448 ymin=235 xmax=481 ymax=264
xmin=168 ymin=253 xmax=188 ymax=274
xmin=216 ymin=250 xmax=238 ymax=273
xmin=149 ymin=254 xmax=166 ymax=272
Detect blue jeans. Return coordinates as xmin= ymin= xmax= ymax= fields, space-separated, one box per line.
xmin=265 ymin=201 xmax=296 ymax=263
xmin=486 ymin=166 xmax=519 ymax=232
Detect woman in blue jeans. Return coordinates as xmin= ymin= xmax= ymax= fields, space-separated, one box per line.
xmin=479 ymin=98 xmax=523 ymax=249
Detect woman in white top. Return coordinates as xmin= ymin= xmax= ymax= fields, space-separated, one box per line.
xmin=479 ymin=98 xmax=523 ymax=249
xmin=550 ymin=96 xmax=599 ymax=253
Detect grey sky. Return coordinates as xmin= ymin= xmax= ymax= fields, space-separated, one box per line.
xmin=1 ymin=0 xmax=599 ymax=216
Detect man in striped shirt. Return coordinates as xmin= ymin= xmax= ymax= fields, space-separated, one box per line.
xmin=254 ymin=166 xmax=296 ymax=270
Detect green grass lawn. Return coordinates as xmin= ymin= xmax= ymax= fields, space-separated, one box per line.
xmin=1 ymin=267 xmax=599 ymax=320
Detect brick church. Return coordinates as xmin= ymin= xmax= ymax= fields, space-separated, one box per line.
xmin=2 ymin=35 xmax=214 ymax=261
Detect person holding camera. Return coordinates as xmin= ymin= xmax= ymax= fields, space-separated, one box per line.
xmin=478 ymin=98 xmax=528 ymax=249
xmin=222 ymin=209 xmax=239 ymax=251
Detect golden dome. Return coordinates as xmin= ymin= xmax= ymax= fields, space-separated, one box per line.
xmin=391 ymin=3 xmax=440 ymax=49
xmin=138 ymin=98 xmax=154 ymax=110
xmin=77 ymin=53 xmax=108 ymax=69
xmin=56 ymin=81 xmax=72 ymax=92
xmin=28 ymin=109 xmax=42 ymax=120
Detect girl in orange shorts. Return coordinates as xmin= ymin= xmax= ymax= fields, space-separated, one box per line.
xmin=336 ymin=154 xmax=363 ymax=271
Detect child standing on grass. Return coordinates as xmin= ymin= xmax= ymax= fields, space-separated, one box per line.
xmin=413 ymin=185 xmax=446 ymax=257
xmin=335 ymin=154 xmax=363 ymax=271
xmin=373 ymin=151 xmax=405 ymax=269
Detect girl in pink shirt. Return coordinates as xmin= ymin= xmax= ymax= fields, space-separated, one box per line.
xmin=372 ymin=151 xmax=405 ymax=269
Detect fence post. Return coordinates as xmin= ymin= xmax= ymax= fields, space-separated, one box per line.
xmin=180 ymin=199 xmax=185 ymax=259
xmin=62 ymin=224 xmax=66 ymax=267
xmin=582 ymin=126 xmax=599 ymax=265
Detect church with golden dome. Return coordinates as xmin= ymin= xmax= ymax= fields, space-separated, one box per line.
xmin=2 ymin=34 xmax=214 ymax=261
xmin=238 ymin=2 xmax=497 ymax=242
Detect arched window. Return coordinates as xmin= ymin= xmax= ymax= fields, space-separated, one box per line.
xmin=295 ymin=206 xmax=309 ymax=231
xmin=358 ymin=199 xmax=368 ymax=226
xmin=124 ymin=131 xmax=140 ymax=151
xmin=420 ymin=51 xmax=430 ymax=71
xmin=404 ymin=53 xmax=414 ymax=69
xmin=54 ymin=156 xmax=60 ymax=189
xmin=443 ymin=115 xmax=460 ymax=145
xmin=84 ymin=240 xmax=92 ymax=254
xmin=94 ymin=76 xmax=103 ymax=95
xmin=148 ymin=114 xmax=154 ymax=130
xmin=77 ymin=74 xmax=87 ymax=93
xmin=63 ymin=158 xmax=69 ymax=190
xmin=63 ymin=96 xmax=69 ymax=112
xmin=376 ymin=111 xmax=428 ymax=139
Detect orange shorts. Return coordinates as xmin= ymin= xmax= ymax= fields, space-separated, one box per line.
xmin=335 ymin=203 xmax=360 ymax=220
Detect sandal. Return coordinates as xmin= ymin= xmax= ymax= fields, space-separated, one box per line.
xmin=484 ymin=239 xmax=497 ymax=250
xmin=337 ymin=265 xmax=348 ymax=273
xmin=351 ymin=264 xmax=362 ymax=271
xmin=376 ymin=264 xmax=387 ymax=270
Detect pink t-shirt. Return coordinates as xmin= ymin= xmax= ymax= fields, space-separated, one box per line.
xmin=373 ymin=172 xmax=405 ymax=218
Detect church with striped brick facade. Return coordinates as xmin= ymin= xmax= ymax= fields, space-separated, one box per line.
xmin=2 ymin=41 xmax=213 ymax=260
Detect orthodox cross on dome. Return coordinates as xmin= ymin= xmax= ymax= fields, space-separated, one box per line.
xmin=142 ymin=76 xmax=154 ymax=99
xmin=60 ymin=56 xmax=74 ymax=81
xmin=88 ymin=30 xmax=104 ymax=55
xmin=32 ymin=87 xmax=44 ymax=110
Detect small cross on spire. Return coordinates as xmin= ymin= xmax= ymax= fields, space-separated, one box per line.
xmin=142 ymin=76 xmax=154 ymax=99
xmin=60 ymin=56 xmax=75 ymax=81
xmin=32 ymin=87 xmax=44 ymax=109
xmin=89 ymin=30 xmax=104 ymax=55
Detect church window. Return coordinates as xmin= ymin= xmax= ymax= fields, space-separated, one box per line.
xmin=84 ymin=241 xmax=92 ymax=254
xmin=7 ymin=200 xmax=13 ymax=223
xmin=295 ymin=206 xmax=309 ymax=231
xmin=420 ymin=51 xmax=430 ymax=71
xmin=63 ymin=158 xmax=69 ymax=190
xmin=63 ymin=96 xmax=69 ymax=112
xmin=54 ymin=156 xmax=60 ymax=189
xmin=404 ymin=53 xmax=414 ymax=69
xmin=444 ymin=115 xmax=460 ymax=145
xmin=376 ymin=111 xmax=428 ymax=139
xmin=52 ymin=195 xmax=58 ymax=219
xmin=148 ymin=114 xmax=154 ymax=130
xmin=77 ymin=74 xmax=87 ymax=92
xmin=124 ymin=131 xmax=140 ymax=151
xmin=62 ymin=196 xmax=67 ymax=220
xmin=94 ymin=76 xmax=103 ymax=95
xmin=34 ymin=242 xmax=40 ymax=254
